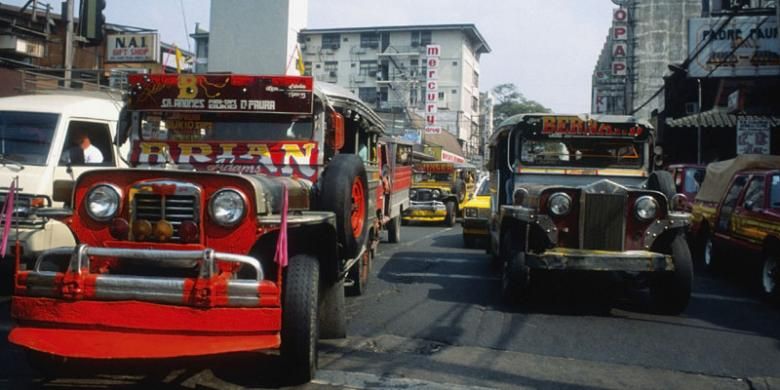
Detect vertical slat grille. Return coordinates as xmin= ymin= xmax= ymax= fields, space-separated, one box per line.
xmin=0 ymin=193 xmax=35 ymax=223
xmin=582 ymin=193 xmax=625 ymax=251
xmin=412 ymin=189 xmax=433 ymax=202
xmin=133 ymin=194 xmax=197 ymax=240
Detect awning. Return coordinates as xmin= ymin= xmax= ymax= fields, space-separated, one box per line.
xmin=666 ymin=108 xmax=780 ymax=128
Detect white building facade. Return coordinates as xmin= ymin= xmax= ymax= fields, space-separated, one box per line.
xmin=299 ymin=24 xmax=491 ymax=157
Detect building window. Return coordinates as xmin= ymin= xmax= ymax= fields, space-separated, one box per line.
xmin=451 ymin=89 xmax=457 ymax=94
xmin=360 ymin=32 xmax=379 ymax=49
xmin=359 ymin=87 xmax=377 ymax=104
xmin=324 ymin=61 xmax=338 ymax=78
xmin=452 ymin=61 xmax=458 ymax=66
xmin=473 ymin=71 xmax=479 ymax=88
xmin=438 ymin=91 xmax=445 ymax=100
xmin=359 ymin=61 xmax=379 ymax=77
xmin=379 ymin=86 xmax=389 ymax=102
xmin=303 ymin=62 xmax=312 ymax=76
xmin=472 ymin=96 xmax=479 ymax=112
xmin=409 ymin=87 xmax=418 ymax=105
xmin=411 ymin=30 xmax=432 ymax=47
xmin=322 ymin=34 xmax=340 ymax=50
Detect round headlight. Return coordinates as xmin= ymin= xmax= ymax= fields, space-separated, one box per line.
xmin=86 ymin=184 xmax=120 ymax=221
xmin=410 ymin=189 xmax=417 ymax=198
xmin=548 ymin=192 xmax=572 ymax=216
xmin=465 ymin=208 xmax=478 ymax=218
xmin=634 ymin=196 xmax=659 ymax=221
xmin=432 ymin=189 xmax=441 ymax=198
xmin=209 ymin=189 xmax=246 ymax=227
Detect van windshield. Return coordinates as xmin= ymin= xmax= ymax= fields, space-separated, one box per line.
xmin=0 ymin=111 xmax=59 ymax=166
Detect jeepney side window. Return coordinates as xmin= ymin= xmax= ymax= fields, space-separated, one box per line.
xmin=717 ymin=175 xmax=748 ymax=231
xmin=771 ymin=175 xmax=780 ymax=210
xmin=741 ymin=176 xmax=766 ymax=210
xmin=396 ymin=145 xmax=411 ymax=165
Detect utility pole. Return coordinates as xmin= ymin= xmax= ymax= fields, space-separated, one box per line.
xmin=63 ymin=0 xmax=74 ymax=88
xmin=697 ymin=78 xmax=702 ymax=164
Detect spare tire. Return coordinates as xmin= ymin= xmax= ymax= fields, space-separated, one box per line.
xmin=647 ymin=170 xmax=676 ymax=200
xmin=318 ymin=154 xmax=370 ymax=259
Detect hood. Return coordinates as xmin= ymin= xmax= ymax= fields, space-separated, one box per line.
xmin=244 ymin=174 xmax=313 ymax=215
xmin=0 ymin=165 xmax=53 ymax=199
xmin=463 ymin=195 xmax=490 ymax=209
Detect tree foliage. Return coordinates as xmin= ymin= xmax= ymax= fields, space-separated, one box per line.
xmin=491 ymin=83 xmax=551 ymax=126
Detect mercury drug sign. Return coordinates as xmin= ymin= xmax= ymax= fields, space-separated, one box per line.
xmin=107 ymin=33 xmax=159 ymax=63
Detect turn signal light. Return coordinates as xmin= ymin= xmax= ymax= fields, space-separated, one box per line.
xmin=179 ymin=220 xmax=199 ymax=243
xmin=133 ymin=219 xmax=152 ymax=241
xmin=110 ymin=218 xmax=129 ymax=240
xmin=30 ymin=197 xmax=47 ymax=208
xmin=154 ymin=220 xmax=174 ymax=242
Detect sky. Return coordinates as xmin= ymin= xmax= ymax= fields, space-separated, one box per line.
xmin=11 ymin=0 xmax=616 ymax=113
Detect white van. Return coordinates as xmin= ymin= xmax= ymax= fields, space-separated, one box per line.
xmin=0 ymin=93 xmax=126 ymax=268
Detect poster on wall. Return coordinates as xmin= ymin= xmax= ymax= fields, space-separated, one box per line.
xmin=737 ymin=117 xmax=771 ymax=155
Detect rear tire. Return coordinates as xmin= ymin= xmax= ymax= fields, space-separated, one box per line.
xmin=387 ymin=216 xmax=401 ymax=243
xmin=445 ymin=201 xmax=456 ymax=227
xmin=650 ymin=234 xmax=693 ymax=315
xmin=345 ymin=249 xmax=370 ymax=296
xmin=319 ymin=278 xmax=346 ymax=339
xmin=281 ymin=254 xmax=319 ymax=384
xmin=318 ymin=154 xmax=369 ymax=259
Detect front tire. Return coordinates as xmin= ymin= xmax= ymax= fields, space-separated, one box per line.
xmin=761 ymin=254 xmax=779 ymax=300
xmin=501 ymin=234 xmax=530 ymax=305
xmin=445 ymin=201 xmax=456 ymax=227
xmin=650 ymin=234 xmax=693 ymax=315
xmin=281 ymin=254 xmax=319 ymax=384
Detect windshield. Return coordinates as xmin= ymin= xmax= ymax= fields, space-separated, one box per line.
xmin=0 ymin=111 xmax=59 ymax=166
xmin=139 ymin=112 xmax=313 ymax=141
xmin=414 ymin=172 xmax=452 ymax=182
xmin=476 ymin=179 xmax=489 ymax=196
xmin=517 ymin=137 xmax=645 ymax=169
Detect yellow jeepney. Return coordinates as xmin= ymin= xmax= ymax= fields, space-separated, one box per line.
xmin=403 ymin=161 xmax=477 ymax=226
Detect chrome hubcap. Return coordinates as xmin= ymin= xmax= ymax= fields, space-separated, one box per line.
xmin=704 ymin=239 xmax=713 ymax=266
xmin=763 ymin=257 xmax=777 ymax=294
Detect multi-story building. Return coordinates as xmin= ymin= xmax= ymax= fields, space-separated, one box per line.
xmin=591 ymin=0 xmax=701 ymax=118
xmin=299 ymin=24 xmax=491 ymax=157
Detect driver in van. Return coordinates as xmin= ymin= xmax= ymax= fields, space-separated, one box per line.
xmin=68 ymin=131 xmax=104 ymax=164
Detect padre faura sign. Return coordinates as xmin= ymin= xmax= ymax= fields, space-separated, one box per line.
xmin=106 ymin=32 xmax=160 ymax=63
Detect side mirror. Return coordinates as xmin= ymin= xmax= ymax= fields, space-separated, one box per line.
xmin=52 ymin=180 xmax=74 ymax=204
xmin=116 ymin=108 xmax=131 ymax=146
xmin=327 ymin=111 xmax=345 ymax=150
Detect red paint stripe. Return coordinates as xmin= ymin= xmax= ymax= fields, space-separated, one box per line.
xmin=9 ymin=327 xmax=280 ymax=359
xmin=12 ymin=296 xmax=281 ymax=332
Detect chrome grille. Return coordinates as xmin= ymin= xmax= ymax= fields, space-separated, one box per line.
xmin=0 ymin=193 xmax=44 ymax=225
xmin=412 ymin=189 xmax=433 ymax=202
xmin=133 ymin=194 xmax=198 ymax=240
xmin=582 ymin=193 xmax=625 ymax=251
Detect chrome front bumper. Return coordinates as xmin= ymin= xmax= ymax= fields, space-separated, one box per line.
xmin=20 ymin=245 xmax=267 ymax=307
xmin=525 ymin=248 xmax=673 ymax=272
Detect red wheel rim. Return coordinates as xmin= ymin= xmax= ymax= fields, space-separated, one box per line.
xmin=350 ymin=177 xmax=365 ymax=238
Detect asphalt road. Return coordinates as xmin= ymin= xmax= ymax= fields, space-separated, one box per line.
xmin=1 ymin=225 xmax=780 ymax=389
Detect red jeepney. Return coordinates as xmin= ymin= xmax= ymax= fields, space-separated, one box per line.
xmin=9 ymin=74 xmax=387 ymax=383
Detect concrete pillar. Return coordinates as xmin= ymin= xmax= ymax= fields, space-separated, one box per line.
xmin=207 ymin=0 xmax=308 ymax=74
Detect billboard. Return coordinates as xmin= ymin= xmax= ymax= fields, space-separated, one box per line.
xmin=689 ymin=16 xmax=780 ymax=77
xmin=425 ymin=44 xmax=442 ymax=134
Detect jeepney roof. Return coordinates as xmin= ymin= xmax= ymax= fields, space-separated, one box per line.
xmin=316 ymin=82 xmax=385 ymax=135
xmin=695 ymin=154 xmax=780 ymax=203
xmin=489 ymin=113 xmax=653 ymax=146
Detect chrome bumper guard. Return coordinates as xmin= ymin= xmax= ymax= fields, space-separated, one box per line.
xmin=407 ymin=200 xmax=446 ymax=212
xmin=23 ymin=245 xmax=266 ymax=307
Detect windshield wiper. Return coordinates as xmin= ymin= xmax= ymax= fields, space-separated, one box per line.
xmin=0 ymin=154 xmax=24 ymax=170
